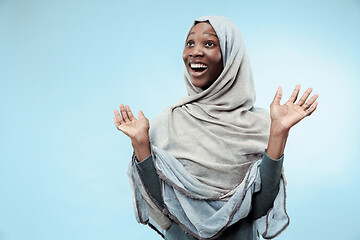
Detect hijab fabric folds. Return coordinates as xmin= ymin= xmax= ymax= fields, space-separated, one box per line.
xmin=128 ymin=16 xmax=289 ymax=239
xmin=150 ymin=15 xmax=270 ymax=193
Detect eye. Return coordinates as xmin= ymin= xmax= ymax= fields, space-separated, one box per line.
xmin=186 ymin=41 xmax=194 ymax=47
xmin=205 ymin=41 xmax=215 ymax=47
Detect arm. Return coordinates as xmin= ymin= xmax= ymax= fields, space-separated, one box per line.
xmin=251 ymin=151 xmax=283 ymax=219
xmin=251 ymin=85 xmax=318 ymax=219
xmin=135 ymin=154 xmax=165 ymax=209
xmin=113 ymin=104 xmax=150 ymax=162
xmin=114 ymin=105 xmax=165 ymax=207
xmin=266 ymin=85 xmax=318 ymax=159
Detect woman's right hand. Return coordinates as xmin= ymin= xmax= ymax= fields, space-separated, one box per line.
xmin=113 ymin=104 xmax=150 ymax=145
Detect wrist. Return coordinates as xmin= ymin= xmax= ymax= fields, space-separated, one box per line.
xmin=131 ymin=132 xmax=149 ymax=148
xmin=270 ymin=122 xmax=289 ymax=138
xmin=132 ymin=134 xmax=151 ymax=162
xmin=267 ymin=122 xmax=289 ymax=160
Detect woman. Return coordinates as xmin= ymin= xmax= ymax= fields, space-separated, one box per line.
xmin=114 ymin=16 xmax=318 ymax=239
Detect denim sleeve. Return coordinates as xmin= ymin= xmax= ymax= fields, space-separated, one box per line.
xmin=251 ymin=150 xmax=284 ymax=219
xmin=135 ymin=154 xmax=165 ymax=209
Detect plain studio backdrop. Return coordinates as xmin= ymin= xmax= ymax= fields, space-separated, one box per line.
xmin=0 ymin=0 xmax=359 ymax=239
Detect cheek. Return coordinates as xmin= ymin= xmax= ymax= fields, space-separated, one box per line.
xmin=209 ymin=51 xmax=223 ymax=71
xmin=182 ymin=49 xmax=188 ymax=63
xmin=215 ymin=51 xmax=222 ymax=64
xmin=212 ymin=50 xmax=223 ymax=76
xmin=208 ymin=48 xmax=222 ymax=63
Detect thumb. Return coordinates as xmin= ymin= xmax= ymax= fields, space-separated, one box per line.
xmin=138 ymin=110 xmax=146 ymax=119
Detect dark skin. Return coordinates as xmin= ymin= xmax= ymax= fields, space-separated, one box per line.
xmin=114 ymin=22 xmax=319 ymax=161
xmin=183 ymin=22 xmax=223 ymax=90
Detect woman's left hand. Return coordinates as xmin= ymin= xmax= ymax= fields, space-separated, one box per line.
xmin=270 ymin=85 xmax=318 ymax=133
xmin=266 ymin=85 xmax=318 ymax=159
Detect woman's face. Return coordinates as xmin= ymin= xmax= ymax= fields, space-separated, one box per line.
xmin=183 ymin=22 xmax=223 ymax=90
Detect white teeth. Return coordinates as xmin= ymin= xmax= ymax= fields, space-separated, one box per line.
xmin=190 ymin=63 xmax=208 ymax=69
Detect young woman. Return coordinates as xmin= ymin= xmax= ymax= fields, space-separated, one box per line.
xmin=114 ymin=16 xmax=318 ymax=240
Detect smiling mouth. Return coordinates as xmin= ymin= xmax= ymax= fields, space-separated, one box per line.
xmin=189 ymin=62 xmax=208 ymax=73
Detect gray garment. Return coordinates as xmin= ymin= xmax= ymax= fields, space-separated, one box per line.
xmin=130 ymin=16 xmax=290 ymax=239
xmin=136 ymin=150 xmax=283 ymax=239
xmin=149 ymin=16 xmax=271 ymax=194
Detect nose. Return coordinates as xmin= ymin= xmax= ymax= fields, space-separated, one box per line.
xmin=189 ymin=44 xmax=204 ymax=57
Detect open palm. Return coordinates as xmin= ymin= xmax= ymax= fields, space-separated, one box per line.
xmin=113 ymin=104 xmax=149 ymax=140
xmin=270 ymin=85 xmax=318 ymax=131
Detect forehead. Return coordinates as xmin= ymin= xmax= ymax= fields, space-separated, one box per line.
xmin=187 ymin=22 xmax=218 ymax=39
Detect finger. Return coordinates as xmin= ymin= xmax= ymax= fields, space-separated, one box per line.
xmin=114 ymin=109 xmax=124 ymax=124
xmin=296 ymin=88 xmax=313 ymax=106
xmin=306 ymin=101 xmax=318 ymax=116
xmin=272 ymin=86 xmax=282 ymax=105
xmin=138 ymin=110 xmax=146 ymax=119
xmin=288 ymin=84 xmax=301 ymax=103
xmin=120 ymin=104 xmax=130 ymax=122
xmin=113 ymin=117 xmax=121 ymax=127
xmin=126 ymin=105 xmax=137 ymax=121
xmin=303 ymin=94 xmax=319 ymax=110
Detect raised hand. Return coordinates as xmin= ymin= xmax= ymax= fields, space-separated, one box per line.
xmin=270 ymin=85 xmax=318 ymax=133
xmin=266 ymin=85 xmax=318 ymax=159
xmin=114 ymin=104 xmax=149 ymax=140
xmin=113 ymin=104 xmax=150 ymax=161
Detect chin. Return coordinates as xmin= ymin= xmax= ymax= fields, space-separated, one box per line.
xmin=192 ymin=83 xmax=211 ymax=90
xmin=191 ymin=80 xmax=205 ymax=88
xmin=191 ymin=79 xmax=213 ymax=90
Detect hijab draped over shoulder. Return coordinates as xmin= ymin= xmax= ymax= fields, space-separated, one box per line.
xmin=149 ymin=15 xmax=270 ymax=195
xmin=129 ymin=16 xmax=289 ymax=240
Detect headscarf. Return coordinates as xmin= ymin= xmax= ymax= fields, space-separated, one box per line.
xmin=149 ymin=15 xmax=270 ymax=194
xmin=128 ymin=16 xmax=289 ymax=239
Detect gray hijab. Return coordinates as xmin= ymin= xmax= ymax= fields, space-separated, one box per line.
xmin=129 ymin=16 xmax=289 ymax=239
xmin=149 ymin=15 xmax=270 ymax=194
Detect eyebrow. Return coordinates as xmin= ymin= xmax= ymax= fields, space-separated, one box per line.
xmin=188 ymin=31 xmax=218 ymax=38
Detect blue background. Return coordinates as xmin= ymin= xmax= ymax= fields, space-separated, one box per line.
xmin=1 ymin=0 xmax=359 ymax=239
